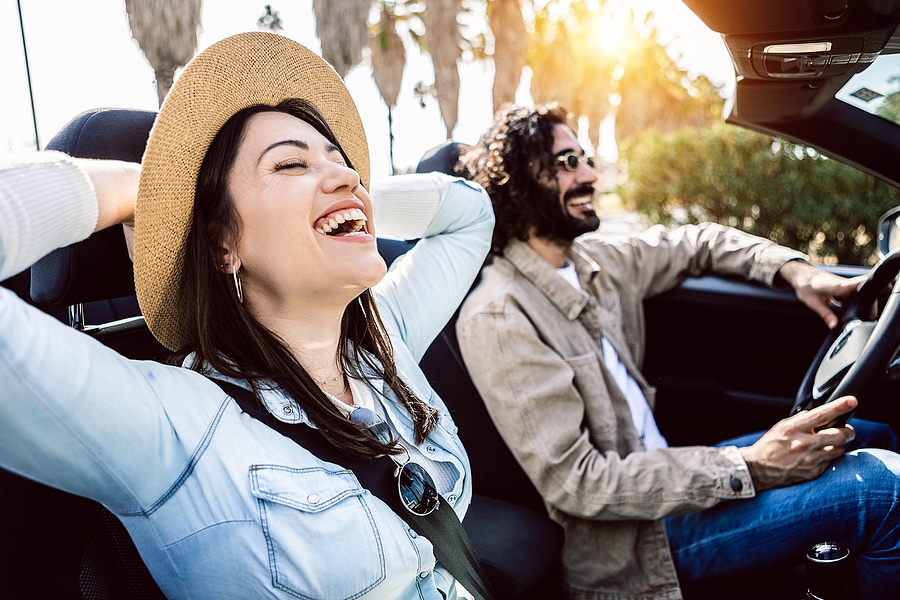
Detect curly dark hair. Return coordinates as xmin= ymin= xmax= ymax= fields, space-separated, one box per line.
xmin=455 ymin=103 xmax=573 ymax=254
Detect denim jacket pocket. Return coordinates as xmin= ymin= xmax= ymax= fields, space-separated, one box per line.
xmin=250 ymin=464 xmax=386 ymax=599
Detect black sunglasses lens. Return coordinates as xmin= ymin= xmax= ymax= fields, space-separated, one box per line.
xmin=558 ymin=153 xmax=595 ymax=171
xmin=398 ymin=462 xmax=439 ymax=516
xmin=349 ymin=407 xmax=440 ymax=516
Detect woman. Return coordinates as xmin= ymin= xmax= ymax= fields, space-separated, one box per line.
xmin=0 ymin=32 xmax=493 ymax=599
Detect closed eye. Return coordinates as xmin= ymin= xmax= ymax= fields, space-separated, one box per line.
xmin=273 ymin=159 xmax=308 ymax=171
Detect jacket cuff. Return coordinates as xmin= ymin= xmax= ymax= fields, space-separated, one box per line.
xmin=717 ymin=445 xmax=756 ymax=498
xmin=751 ymin=251 xmax=808 ymax=287
xmin=0 ymin=152 xmax=97 ymax=280
xmin=370 ymin=173 xmax=447 ymax=240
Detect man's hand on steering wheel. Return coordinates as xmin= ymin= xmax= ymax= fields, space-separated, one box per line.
xmin=739 ymin=396 xmax=858 ymax=492
xmin=778 ymin=259 xmax=867 ymax=330
xmin=791 ymin=248 xmax=900 ymax=424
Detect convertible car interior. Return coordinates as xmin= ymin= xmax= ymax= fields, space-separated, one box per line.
xmin=3 ymin=0 xmax=900 ymax=598
xmin=0 ymin=108 xmax=563 ymax=600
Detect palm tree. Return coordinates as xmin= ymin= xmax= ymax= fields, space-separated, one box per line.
xmin=613 ymin=24 xmax=722 ymax=146
xmin=124 ymin=0 xmax=203 ymax=105
xmin=313 ymin=0 xmax=372 ymax=78
xmin=258 ymin=4 xmax=284 ymax=32
xmin=487 ymin=0 xmax=527 ymax=113
xmin=371 ymin=3 xmax=407 ymax=173
xmin=423 ymin=0 xmax=461 ymax=137
xmin=527 ymin=2 xmax=721 ymax=151
xmin=528 ymin=2 xmax=616 ymax=151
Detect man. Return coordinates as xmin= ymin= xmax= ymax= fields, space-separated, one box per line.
xmin=454 ymin=104 xmax=900 ymax=599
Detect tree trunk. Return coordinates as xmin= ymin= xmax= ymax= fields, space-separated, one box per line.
xmin=124 ymin=0 xmax=203 ymax=105
xmin=313 ymin=0 xmax=372 ymax=78
xmin=371 ymin=5 xmax=406 ymax=109
xmin=488 ymin=0 xmax=527 ymax=114
xmin=423 ymin=0 xmax=461 ymax=137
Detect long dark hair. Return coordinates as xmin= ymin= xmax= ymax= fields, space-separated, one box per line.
xmin=456 ymin=104 xmax=571 ymax=254
xmin=175 ymin=98 xmax=438 ymax=459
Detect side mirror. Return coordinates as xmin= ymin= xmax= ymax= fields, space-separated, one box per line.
xmin=877 ymin=206 xmax=900 ymax=257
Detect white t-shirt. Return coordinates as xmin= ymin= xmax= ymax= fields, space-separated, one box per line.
xmin=557 ymin=262 xmax=668 ymax=450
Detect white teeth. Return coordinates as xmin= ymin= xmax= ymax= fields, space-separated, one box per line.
xmin=317 ymin=208 xmax=368 ymax=236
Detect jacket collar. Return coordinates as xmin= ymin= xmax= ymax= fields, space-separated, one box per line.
xmin=503 ymin=239 xmax=600 ymax=320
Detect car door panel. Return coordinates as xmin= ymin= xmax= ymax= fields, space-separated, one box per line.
xmin=641 ymin=265 xmax=900 ymax=447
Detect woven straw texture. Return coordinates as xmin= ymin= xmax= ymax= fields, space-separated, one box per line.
xmin=133 ymin=32 xmax=369 ymax=351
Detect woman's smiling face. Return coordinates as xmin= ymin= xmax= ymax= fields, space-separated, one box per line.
xmin=225 ymin=110 xmax=386 ymax=310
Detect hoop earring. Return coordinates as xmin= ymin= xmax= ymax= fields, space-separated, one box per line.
xmin=232 ymin=260 xmax=243 ymax=304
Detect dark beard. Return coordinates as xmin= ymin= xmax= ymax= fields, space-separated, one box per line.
xmin=534 ymin=184 xmax=600 ymax=243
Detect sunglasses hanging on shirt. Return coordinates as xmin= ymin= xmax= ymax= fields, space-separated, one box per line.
xmin=211 ymin=378 xmax=494 ymax=600
xmin=348 ymin=406 xmax=440 ymax=517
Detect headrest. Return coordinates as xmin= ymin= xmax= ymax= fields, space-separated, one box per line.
xmin=415 ymin=141 xmax=469 ymax=176
xmin=30 ymin=108 xmax=157 ymax=306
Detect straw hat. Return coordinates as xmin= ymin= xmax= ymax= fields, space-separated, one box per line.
xmin=133 ymin=31 xmax=370 ymax=351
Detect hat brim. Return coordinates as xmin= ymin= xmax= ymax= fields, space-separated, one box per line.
xmin=134 ymin=32 xmax=369 ymax=351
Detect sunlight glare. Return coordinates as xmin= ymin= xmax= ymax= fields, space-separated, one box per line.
xmin=590 ymin=12 xmax=632 ymax=58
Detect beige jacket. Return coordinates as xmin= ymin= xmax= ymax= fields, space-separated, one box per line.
xmin=456 ymin=223 xmax=806 ymax=599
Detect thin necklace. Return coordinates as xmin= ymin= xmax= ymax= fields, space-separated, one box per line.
xmin=326 ymin=391 xmax=354 ymax=415
xmin=319 ymin=374 xmax=342 ymax=386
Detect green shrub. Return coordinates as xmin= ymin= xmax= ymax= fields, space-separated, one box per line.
xmin=617 ymin=124 xmax=900 ymax=265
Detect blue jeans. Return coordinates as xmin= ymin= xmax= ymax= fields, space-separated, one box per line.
xmin=665 ymin=420 xmax=900 ymax=599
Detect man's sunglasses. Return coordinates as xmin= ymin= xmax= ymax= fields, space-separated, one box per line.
xmin=349 ymin=406 xmax=440 ymax=516
xmin=556 ymin=151 xmax=595 ymax=172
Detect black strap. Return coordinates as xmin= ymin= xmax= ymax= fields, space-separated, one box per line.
xmin=213 ymin=379 xmax=494 ymax=600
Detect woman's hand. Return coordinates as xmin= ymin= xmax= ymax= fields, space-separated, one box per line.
xmin=738 ymin=395 xmax=857 ymax=491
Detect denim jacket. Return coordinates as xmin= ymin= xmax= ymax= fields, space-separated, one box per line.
xmin=0 ymin=155 xmax=494 ymax=599
xmin=457 ymin=226 xmax=805 ymax=599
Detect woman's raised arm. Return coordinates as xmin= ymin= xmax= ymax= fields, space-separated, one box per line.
xmin=80 ymin=157 xmax=140 ymax=233
xmin=0 ymin=153 xmax=139 ymax=280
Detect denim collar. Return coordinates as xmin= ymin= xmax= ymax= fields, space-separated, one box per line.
xmin=187 ymin=352 xmax=385 ymax=427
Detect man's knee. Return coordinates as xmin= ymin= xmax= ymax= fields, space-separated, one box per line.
xmin=846 ymin=419 xmax=898 ymax=452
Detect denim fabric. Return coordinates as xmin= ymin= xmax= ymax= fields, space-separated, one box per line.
xmin=0 ymin=168 xmax=495 ymax=599
xmin=666 ymin=420 xmax=900 ymax=599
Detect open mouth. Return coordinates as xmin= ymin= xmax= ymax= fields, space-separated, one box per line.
xmin=315 ymin=208 xmax=368 ymax=236
xmin=567 ymin=196 xmax=595 ymax=211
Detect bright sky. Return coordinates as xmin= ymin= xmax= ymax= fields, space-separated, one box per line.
xmin=0 ymin=0 xmax=732 ymax=181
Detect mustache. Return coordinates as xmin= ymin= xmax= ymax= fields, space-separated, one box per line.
xmin=564 ymin=185 xmax=596 ymax=203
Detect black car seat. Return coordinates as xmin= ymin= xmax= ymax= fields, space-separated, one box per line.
xmin=414 ymin=142 xmax=549 ymax=513
xmin=2 ymin=112 xmax=563 ymax=599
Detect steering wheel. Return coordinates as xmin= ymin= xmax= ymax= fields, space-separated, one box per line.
xmin=791 ymin=249 xmax=900 ymax=427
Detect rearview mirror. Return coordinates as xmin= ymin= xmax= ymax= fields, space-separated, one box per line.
xmin=877 ymin=206 xmax=900 ymax=257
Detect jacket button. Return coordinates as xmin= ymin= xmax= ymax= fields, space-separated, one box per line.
xmin=307 ymin=493 xmax=320 ymax=504
xmin=730 ymin=476 xmax=743 ymax=493
xmin=418 ymin=570 xmax=430 ymax=579
xmin=282 ymin=405 xmax=293 ymax=415
xmin=446 ymin=494 xmax=457 ymax=503
xmin=426 ymin=445 xmax=437 ymax=454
